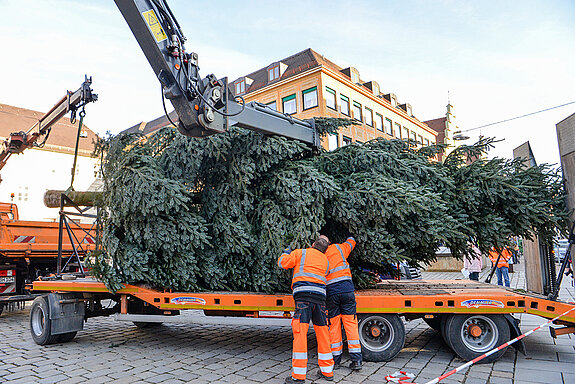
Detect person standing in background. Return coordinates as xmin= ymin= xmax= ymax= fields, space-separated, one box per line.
xmin=464 ymin=246 xmax=483 ymax=281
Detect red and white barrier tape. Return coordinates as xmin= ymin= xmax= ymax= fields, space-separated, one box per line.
xmin=422 ymin=305 xmax=575 ymax=384
xmin=385 ymin=370 xmax=416 ymax=383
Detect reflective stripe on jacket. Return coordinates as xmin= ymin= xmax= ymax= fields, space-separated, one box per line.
xmin=326 ymin=238 xmax=356 ymax=285
xmin=488 ymin=248 xmax=511 ymax=268
xmin=278 ymin=247 xmax=329 ymax=295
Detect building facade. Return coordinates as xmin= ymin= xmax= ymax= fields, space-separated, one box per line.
xmin=231 ymin=48 xmax=438 ymax=150
xmin=0 ymin=103 xmax=100 ymax=221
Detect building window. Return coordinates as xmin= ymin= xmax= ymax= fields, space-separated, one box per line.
xmin=235 ymin=80 xmax=245 ymax=95
xmin=384 ymin=118 xmax=393 ymax=136
xmin=340 ymin=95 xmax=350 ymax=116
xmin=351 ymin=71 xmax=359 ymax=84
xmin=425 ymin=138 xmax=430 ymax=146
xmin=325 ymin=87 xmax=337 ymax=110
xmin=365 ymin=108 xmax=373 ymax=127
xmin=328 ymin=134 xmax=338 ymax=151
xmin=410 ymin=130 xmax=417 ymax=141
xmin=282 ymin=94 xmax=297 ymax=115
xmin=266 ymin=101 xmax=277 ymax=111
xmin=375 ymin=113 xmax=384 ymax=132
xmin=342 ymin=136 xmax=352 ymax=146
xmin=268 ymin=64 xmax=280 ymax=82
xmin=302 ymin=87 xmax=318 ymax=110
xmin=418 ymin=135 xmax=423 ymax=145
xmin=394 ymin=123 xmax=401 ymax=138
xmin=402 ymin=127 xmax=409 ymax=140
xmin=352 ymin=101 xmax=362 ymax=122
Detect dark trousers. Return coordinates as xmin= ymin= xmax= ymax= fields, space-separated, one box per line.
xmin=291 ymin=300 xmax=334 ymax=380
xmin=326 ymin=292 xmax=362 ymax=363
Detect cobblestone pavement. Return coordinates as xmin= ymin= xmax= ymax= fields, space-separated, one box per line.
xmin=1 ymin=262 xmax=573 ymax=384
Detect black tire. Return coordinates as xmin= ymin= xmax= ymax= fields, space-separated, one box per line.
xmin=57 ymin=332 xmax=77 ymax=343
xmin=423 ymin=315 xmax=442 ymax=331
xmin=440 ymin=314 xmax=454 ymax=348
xmin=445 ymin=314 xmax=510 ymax=363
xmin=133 ymin=321 xmax=163 ymax=328
xmin=0 ymin=303 xmax=4 ymax=317
xmin=30 ymin=296 xmax=59 ymax=345
xmin=358 ymin=314 xmax=405 ymax=362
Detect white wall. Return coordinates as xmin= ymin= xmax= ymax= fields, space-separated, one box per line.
xmin=0 ymin=149 xmax=99 ymax=221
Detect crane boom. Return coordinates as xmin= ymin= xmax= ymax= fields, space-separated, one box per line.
xmin=0 ymin=77 xmax=98 ymax=179
xmin=114 ymin=0 xmax=320 ymax=148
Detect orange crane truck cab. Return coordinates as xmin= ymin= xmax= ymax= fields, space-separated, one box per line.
xmin=0 ymin=202 xmax=95 ymax=314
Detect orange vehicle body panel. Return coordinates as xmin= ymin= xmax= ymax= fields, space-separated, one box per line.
xmin=0 ymin=202 xmax=96 ymax=258
xmin=31 ymin=279 xmax=575 ymax=325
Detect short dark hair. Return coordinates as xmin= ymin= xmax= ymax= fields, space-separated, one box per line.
xmin=312 ymin=238 xmax=329 ymax=253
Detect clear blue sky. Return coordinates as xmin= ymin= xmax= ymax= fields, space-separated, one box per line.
xmin=1 ymin=0 xmax=574 ymax=165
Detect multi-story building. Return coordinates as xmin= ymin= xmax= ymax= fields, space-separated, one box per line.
xmin=231 ymin=48 xmax=438 ymax=150
xmin=0 ymin=103 xmax=100 ymax=221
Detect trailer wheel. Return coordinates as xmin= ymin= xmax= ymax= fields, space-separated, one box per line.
xmin=358 ymin=314 xmax=405 ymax=362
xmin=57 ymin=332 xmax=77 ymax=343
xmin=133 ymin=322 xmax=163 ymax=328
xmin=445 ymin=314 xmax=510 ymax=363
xmin=440 ymin=314 xmax=454 ymax=348
xmin=30 ymin=296 xmax=59 ymax=345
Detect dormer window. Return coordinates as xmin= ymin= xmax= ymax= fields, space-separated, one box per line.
xmin=235 ymin=80 xmax=245 ymax=95
xmin=268 ymin=64 xmax=280 ymax=82
xmin=351 ymin=70 xmax=359 ymax=84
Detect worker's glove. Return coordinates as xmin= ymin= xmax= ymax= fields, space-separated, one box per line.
xmin=283 ymin=247 xmax=292 ymax=254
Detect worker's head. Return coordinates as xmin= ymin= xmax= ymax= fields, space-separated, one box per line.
xmin=312 ymin=235 xmax=329 ymax=253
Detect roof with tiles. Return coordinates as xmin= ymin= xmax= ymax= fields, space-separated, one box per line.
xmin=0 ymin=103 xmax=99 ymax=155
xmin=233 ymin=48 xmax=375 ymax=95
xmin=232 ymin=48 xmax=428 ymax=121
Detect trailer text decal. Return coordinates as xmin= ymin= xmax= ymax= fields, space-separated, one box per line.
xmin=461 ymin=299 xmax=504 ymax=309
xmin=171 ymin=297 xmax=206 ymax=305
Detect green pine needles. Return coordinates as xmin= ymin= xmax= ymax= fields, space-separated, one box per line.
xmin=88 ymin=119 xmax=568 ymax=293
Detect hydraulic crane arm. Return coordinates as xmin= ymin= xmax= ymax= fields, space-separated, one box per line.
xmin=114 ymin=0 xmax=320 ymax=148
xmin=0 ymin=77 xmax=98 ymax=177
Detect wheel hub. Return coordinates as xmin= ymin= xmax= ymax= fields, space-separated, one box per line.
xmin=370 ymin=325 xmax=382 ymax=337
xmin=468 ymin=324 xmax=483 ymax=338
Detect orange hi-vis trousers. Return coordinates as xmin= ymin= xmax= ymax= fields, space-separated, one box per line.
xmin=291 ymin=300 xmax=334 ymax=381
xmin=327 ymin=292 xmax=362 ymax=364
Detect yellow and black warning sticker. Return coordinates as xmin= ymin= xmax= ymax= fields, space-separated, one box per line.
xmin=142 ymin=9 xmax=167 ymax=43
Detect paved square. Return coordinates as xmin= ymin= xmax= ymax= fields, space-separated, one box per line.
xmin=1 ymin=261 xmax=573 ymax=383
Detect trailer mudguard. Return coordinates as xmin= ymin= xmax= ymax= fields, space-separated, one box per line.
xmin=504 ymin=314 xmax=526 ymax=355
xmin=47 ymin=293 xmax=85 ymax=335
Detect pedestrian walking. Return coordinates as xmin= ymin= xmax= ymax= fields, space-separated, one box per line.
xmin=463 ymin=246 xmax=483 ymax=281
xmin=278 ymin=235 xmax=334 ymax=383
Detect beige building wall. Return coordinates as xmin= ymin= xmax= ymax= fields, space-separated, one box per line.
xmin=242 ymin=66 xmax=437 ymax=151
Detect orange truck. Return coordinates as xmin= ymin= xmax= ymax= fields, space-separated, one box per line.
xmin=0 ymin=202 xmax=95 ymax=313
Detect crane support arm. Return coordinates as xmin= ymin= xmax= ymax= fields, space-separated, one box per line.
xmin=114 ymin=0 xmax=319 ymax=148
xmin=0 ymin=76 xmax=97 ymax=174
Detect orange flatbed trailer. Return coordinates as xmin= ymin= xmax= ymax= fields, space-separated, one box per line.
xmin=29 ymin=278 xmax=575 ymax=363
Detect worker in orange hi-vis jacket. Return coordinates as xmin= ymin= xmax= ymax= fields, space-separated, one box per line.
xmin=325 ymin=237 xmax=362 ymax=371
xmin=278 ymin=235 xmax=334 ymax=383
xmin=488 ymin=247 xmax=512 ymax=287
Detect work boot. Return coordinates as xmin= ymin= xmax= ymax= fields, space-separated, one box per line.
xmin=285 ymin=376 xmax=305 ymax=383
xmin=349 ymin=360 xmax=362 ymax=371
xmin=315 ymin=371 xmax=334 ymax=381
